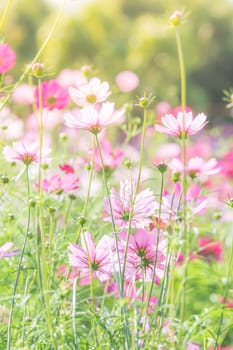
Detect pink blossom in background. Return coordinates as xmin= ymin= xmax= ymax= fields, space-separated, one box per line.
xmin=0 ymin=107 xmax=24 ymax=140
xmin=69 ymin=231 xmax=114 ymax=283
xmin=219 ymin=146 xmax=233 ymax=178
xmin=3 ymin=141 xmax=50 ymax=166
xmin=171 ymin=105 xmax=192 ymax=117
xmin=57 ymin=69 xmax=87 ymax=88
xmin=198 ymin=237 xmax=223 ymax=262
xmin=187 ymin=343 xmax=200 ymax=350
xmin=39 ymin=173 xmax=79 ymax=194
xmin=119 ymin=229 xmax=167 ymax=284
xmin=155 ymin=101 xmax=171 ymax=121
xmin=219 ymin=297 xmax=233 ymax=308
xmin=154 ymin=111 xmax=207 ymax=138
xmin=104 ymin=180 xmax=156 ymax=229
xmin=209 ymin=347 xmax=233 ymax=350
xmin=0 ymin=43 xmax=16 ymax=73
xmin=89 ymin=139 xmax=124 ymax=172
xmin=69 ymin=77 xmax=111 ymax=106
xmin=35 ymin=80 xmax=69 ymax=110
xmin=0 ymin=242 xmax=18 ymax=258
xmin=153 ymin=143 xmax=181 ymax=164
xmin=169 ymin=157 xmax=220 ymax=178
xmin=26 ymin=110 xmax=64 ymax=132
xmin=65 ymin=102 xmax=125 ymax=134
xmin=115 ymin=71 xmax=139 ymax=92
xmin=12 ymin=84 xmax=35 ymax=105
xmin=59 ymin=164 xmax=75 ymax=174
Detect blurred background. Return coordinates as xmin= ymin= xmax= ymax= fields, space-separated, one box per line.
xmin=1 ymin=0 xmax=233 ymax=120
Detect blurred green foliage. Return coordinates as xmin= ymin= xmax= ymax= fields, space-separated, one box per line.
xmin=1 ymin=0 xmax=233 ymax=117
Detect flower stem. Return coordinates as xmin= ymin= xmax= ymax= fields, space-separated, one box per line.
xmin=7 ymin=166 xmax=31 ymax=350
xmin=72 ymin=277 xmax=79 ymax=350
xmin=0 ymin=0 xmax=13 ymax=32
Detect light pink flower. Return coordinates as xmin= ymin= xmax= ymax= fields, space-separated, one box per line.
xmin=119 ymin=229 xmax=167 ymax=284
xmin=65 ymin=102 xmax=125 ymax=134
xmin=154 ymin=111 xmax=207 ymax=138
xmin=115 ymin=71 xmax=139 ymax=93
xmin=68 ymin=231 xmax=114 ymax=283
xmin=187 ymin=343 xmax=200 ymax=350
xmin=3 ymin=141 xmax=50 ymax=166
xmin=69 ymin=77 xmax=111 ymax=106
xmin=0 ymin=107 xmax=24 ymax=140
xmin=12 ymin=84 xmax=35 ymax=105
xmin=169 ymin=157 xmax=220 ymax=178
xmin=57 ymin=69 xmax=87 ymax=88
xmin=104 ymin=180 xmax=156 ymax=229
xmin=35 ymin=80 xmax=69 ymax=110
xmin=0 ymin=242 xmax=18 ymax=258
xmin=0 ymin=43 xmax=16 ymax=73
xmin=89 ymin=139 xmax=124 ymax=172
xmin=39 ymin=173 xmax=79 ymax=194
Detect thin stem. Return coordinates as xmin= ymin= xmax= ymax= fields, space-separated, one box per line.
xmin=7 ymin=165 xmax=31 ymax=350
xmin=72 ymin=277 xmax=79 ymax=350
xmin=122 ymin=108 xmax=148 ymax=289
xmin=175 ymin=30 xmax=186 ymax=110
xmin=0 ymin=0 xmax=13 ymax=32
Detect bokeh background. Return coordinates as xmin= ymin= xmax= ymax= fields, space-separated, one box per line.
xmin=1 ymin=0 xmax=233 ymax=120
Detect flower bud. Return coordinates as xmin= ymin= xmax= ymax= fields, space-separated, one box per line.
xmin=169 ymin=10 xmax=183 ymax=26
xmin=124 ymin=159 xmax=133 ymax=169
xmin=156 ymin=162 xmax=168 ymax=174
xmin=77 ymin=215 xmax=87 ymax=227
xmin=172 ymin=171 xmax=181 ymax=183
xmin=68 ymin=193 xmax=77 ymax=201
xmin=32 ymin=62 xmax=45 ymax=78
xmin=48 ymin=206 xmax=56 ymax=215
xmin=1 ymin=175 xmax=9 ymax=184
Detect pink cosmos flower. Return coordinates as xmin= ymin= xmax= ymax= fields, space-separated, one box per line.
xmin=0 ymin=107 xmax=24 ymax=140
xmin=3 ymin=141 xmax=50 ymax=166
xmin=68 ymin=231 xmax=114 ymax=283
xmin=65 ymin=102 xmax=125 ymax=134
xmin=198 ymin=237 xmax=223 ymax=262
xmin=169 ymin=157 xmax=220 ymax=179
xmin=119 ymin=229 xmax=166 ymax=284
xmin=39 ymin=173 xmax=79 ymax=194
xmin=59 ymin=164 xmax=75 ymax=174
xmin=0 ymin=242 xmax=18 ymax=258
xmin=69 ymin=77 xmax=111 ymax=106
xmin=187 ymin=344 xmax=200 ymax=350
xmin=104 ymin=180 xmax=156 ymax=229
xmin=209 ymin=347 xmax=233 ymax=350
xmin=34 ymin=80 xmax=69 ymax=110
xmin=0 ymin=43 xmax=16 ymax=73
xmin=219 ymin=146 xmax=233 ymax=178
xmin=115 ymin=71 xmax=139 ymax=93
xmin=89 ymin=139 xmax=124 ymax=172
xmin=219 ymin=297 xmax=233 ymax=308
xmin=154 ymin=111 xmax=207 ymax=138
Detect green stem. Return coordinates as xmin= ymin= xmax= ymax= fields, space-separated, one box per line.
xmin=214 ymin=236 xmax=233 ymax=349
xmin=122 ymin=108 xmax=148 ymax=289
xmin=7 ymin=166 xmax=31 ymax=350
xmin=0 ymin=0 xmax=13 ymax=32
xmin=72 ymin=277 xmax=79 ymax=350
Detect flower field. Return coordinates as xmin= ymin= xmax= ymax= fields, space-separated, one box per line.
xmin=0 ymin=1 xmax=233 ymax=349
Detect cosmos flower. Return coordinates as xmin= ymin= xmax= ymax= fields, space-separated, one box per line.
xmin=69 ymin=77 xmax=111 ymax=106
xmin=104 ymin=180 xmax=156 ymax=229
xmin=39 ymin=173 xmax=80 ymax=194
xmin=154 ymin=111 xmax=207 ymax=138
xmin=68 ymin=231 xmax=114 ymax=283
xmin=0 ymin=242 xmax=18 ymax=258
xmin=0 ymin=43 xmax=16 ymax=74
xmin=169 ymin=157 xmax=220 ymax=179
xmin=35 ymin=80 xmax=69 ymax=110
xmin=3 ymin=141 xmax=50 ymax=166
xmin=119 ymin=229 xmax=167 ymax=284
xmin=65 ymin=102 xmax=125 ymax=134
xmin=115 ymin=71 xmax=139 ymax=93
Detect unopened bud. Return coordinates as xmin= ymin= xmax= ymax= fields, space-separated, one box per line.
xmin=32 ymin=63 xmax=45 ymax=78
xmin=1 ymin=175 xmax=9 ymax=184
xmin=156 ymin=162 xmax=168 ymax=174
xmin=124 ymin=159 xmax=133 ymax=169
xmin=169 ymin=10 xmax=183 ymax=26
xmin=172 ymin=171 xmax=181 ymax=183
xmin=77 ymin=215 xmax=87 ymax=227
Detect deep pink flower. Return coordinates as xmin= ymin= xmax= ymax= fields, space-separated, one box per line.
xmin=68 ymin=231 xmax=114 ymax=283
xmin=59 ymin=164 xmax=75 ymax=174
xmin=219 ymin=297 xmax=233 ymax=308
xmin=89 ymin=139 xmax=124 ymax=172
xmin=39 ymin=173 xmax=79 ymax=194
xmin=3 ymin=141 xmax=50 ymax=166
xmin=35 ymin=80 xmax=69 ymax=110
xmin=209 ymin=347 xmax=233 ymax=350
xmin=69 ymin=77 xmax=111 ymax=106
xmin=119 ymin=229 xmax=167 ymax=284
xmin=0 ymin=43 xmax=16 ymax=73
xmin=104 ymin=180 xmax=156 ymax=229
xmin=219 ymin=146 xmax=233 ymax=178
xmin=154 ymin=111 xmax=207 ymax=138
xmin=169 ymin=157 xmax=220 ymax=179
xmin=65 ymin=102 xmax=125 ymax=134
xmin=0 ymin=242 xmax=18 ymax=258
xmin=198 ymin=237 xmax=223 ymax=262
xmin=115 ymin=71 xmax=139 ymax=93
